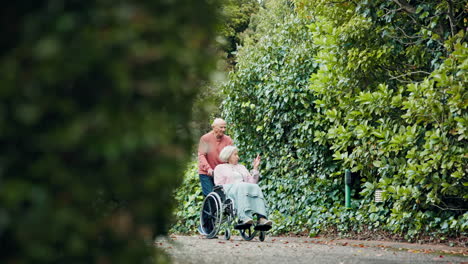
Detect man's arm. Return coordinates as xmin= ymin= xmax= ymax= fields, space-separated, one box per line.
xmin=198 ymin=137 xmax=213 ymax=175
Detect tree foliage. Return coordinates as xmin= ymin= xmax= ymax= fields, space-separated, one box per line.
xmin=0 ymin=0 xmax=220 ymax=263
xmin=189 ymin=0 xmax=261 ymax=140
xmin=219 ymin=0 xmax=260 ymax=67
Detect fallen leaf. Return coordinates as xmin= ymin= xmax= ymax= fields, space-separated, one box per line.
xmin=376 ymin=244 xmax=389 ymax=248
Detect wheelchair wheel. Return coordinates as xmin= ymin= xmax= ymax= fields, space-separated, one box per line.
xmin=200 ymin=192 xmax=223 ymax=239
xmin=239 ymin=225 xmax=257 ymax=241
xmin=224 ymin=228 xmax=231 ymax=240
xmin=259 ymin=231 xmax=266 ymax=242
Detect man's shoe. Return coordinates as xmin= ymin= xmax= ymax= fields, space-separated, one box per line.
xmin=258 ymin=218 xmax=272 ymax=226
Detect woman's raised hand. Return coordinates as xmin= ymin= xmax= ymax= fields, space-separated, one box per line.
xmin=253 ymin=154 xmax=261 ymax=170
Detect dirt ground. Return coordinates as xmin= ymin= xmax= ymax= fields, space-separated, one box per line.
xmin=156 ymin=234 xmax=468 ymax=264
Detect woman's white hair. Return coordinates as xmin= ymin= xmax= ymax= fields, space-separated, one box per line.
xmin=219 ymin=146 xmax=238 ymax=162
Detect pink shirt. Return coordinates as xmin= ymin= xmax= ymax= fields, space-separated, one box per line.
xmin=214 ymin=164 xmax=260 ymax=185
xmin=198 ymin=132 xmax=233 ymax=175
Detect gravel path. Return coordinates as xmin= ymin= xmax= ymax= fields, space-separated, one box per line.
xmin=157 ymin=235 xmax=468 ymax=264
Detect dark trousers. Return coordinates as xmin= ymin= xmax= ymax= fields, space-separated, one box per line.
xmin=199 ymin=174 xmax=214 ymax=196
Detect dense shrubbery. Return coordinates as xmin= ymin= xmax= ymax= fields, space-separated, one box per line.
xmin=172 ymin=0 xmax=467 ymax=242
xmin=172 ymin=0 xmax=342 ymax=237
xmin=300 ymin=0 xmax=467 ymax=239
xmin=0 ymin=1 xmax=219 ymax=263
xmin=171 ymin=161 xmax=204 ymax=234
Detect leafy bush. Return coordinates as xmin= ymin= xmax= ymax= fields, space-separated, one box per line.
xmin=0 ymin=0 xmax=219 ymax=263
xmin=302 ymin=0 xmax=467 ymax=239
xmin=172 ymin=0 xmax=467 ymax=242
xmin=171 ymin=161 xmax=204 ymax=234
xmin=173 ymin=0 xmax=340 ymax=237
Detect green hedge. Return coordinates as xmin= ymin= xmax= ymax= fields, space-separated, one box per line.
xmin=172 ymin=0 xmax=467 ymax=242
xmin=301 ymin=0 xmax=467 ymax=239
xmin=0 ymin=0 xmax=219 ymax=263
xmin=171 ymin=161 xmax=204 ymax=234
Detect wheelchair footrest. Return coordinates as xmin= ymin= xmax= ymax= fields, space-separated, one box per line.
xmin=234 ymin=223 xmax=252 ymax=230
xmin=254 ymin=225 xmax=272 ymax=231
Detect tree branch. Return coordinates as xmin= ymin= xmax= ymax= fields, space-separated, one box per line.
xmin=388 ymin=70 xmax=431 ymax=81
xmin=391 ymin=0 xmax=416 ymax=14
xmin=446 ymin=0 xmax=457 ymax=37
xmin=432 ymin=203 xmax=468 ymax=211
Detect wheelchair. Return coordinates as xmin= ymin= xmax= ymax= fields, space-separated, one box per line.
xmin=199 ymin=185 xmax=269 ymax=241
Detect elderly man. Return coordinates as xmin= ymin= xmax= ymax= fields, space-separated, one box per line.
xmin=198 ymin=118 xmax=233 ymax=196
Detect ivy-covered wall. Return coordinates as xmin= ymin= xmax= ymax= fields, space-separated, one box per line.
xmin=172 ymin=0 xmax=467 ymax=242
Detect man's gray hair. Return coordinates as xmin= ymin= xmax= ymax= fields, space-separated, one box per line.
xmin=219 ymin=145 xmax=238 ymax=162
xmin=212 ymin=118 xmax=226 ymax=127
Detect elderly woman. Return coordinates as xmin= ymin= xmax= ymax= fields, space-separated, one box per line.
xmin=214 ymin=146 xmax=272 ymax=227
